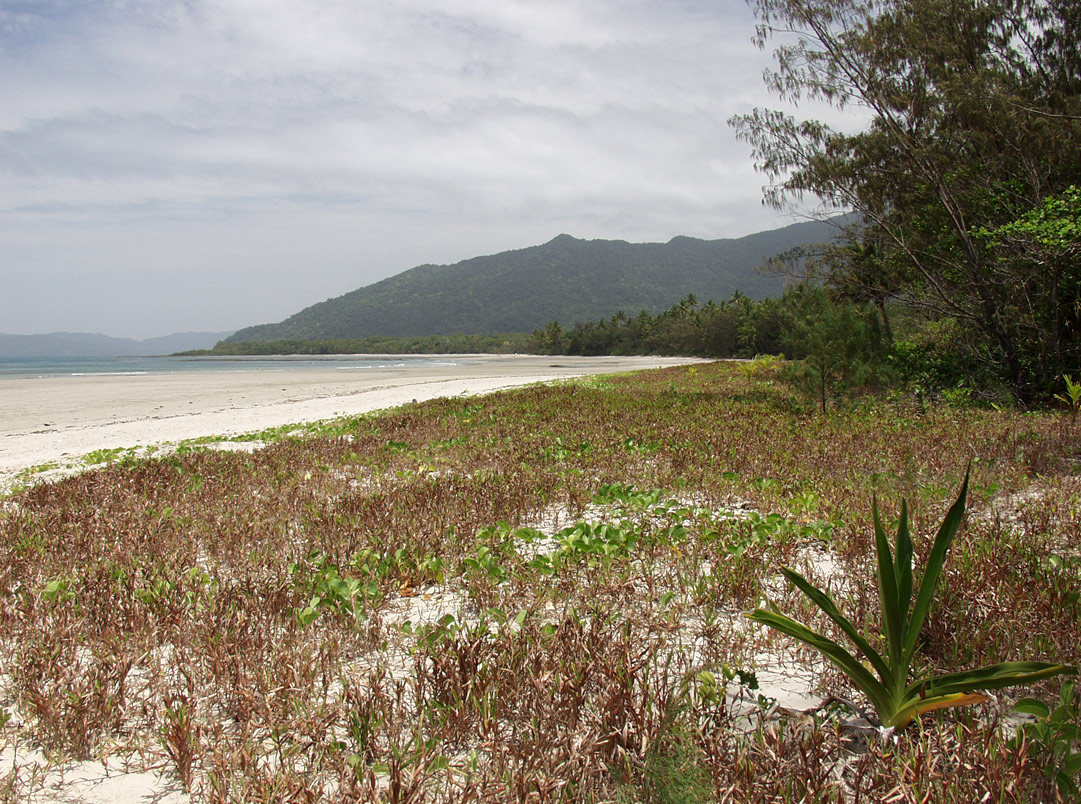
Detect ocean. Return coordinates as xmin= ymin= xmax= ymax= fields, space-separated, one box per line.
xmin=0 ymin=354 xmax=479 ymax=380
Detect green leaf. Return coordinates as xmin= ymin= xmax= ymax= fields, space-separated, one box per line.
xmin=894 ymin=498 xmax=914 ymax=625
xmin=1015 ymin=698 xmax=1051 ymax=719
xmin=749 ymin=608 xmax=892 ymax=717
xmin=1055 ymin=770 xmax=1079 ymax=798
xmin=903 ymin=467 xmax=970 ymax=664
xmin=1058 ymin=725 xmax=1080 ymax=743
xmin=890 ymin=691 xmax=991 ymax=728
xmin=779 ymin=567 xmax=891 ymax=682
xmin=909 ymin=661 xmax=1077 ymax=699
xmin=872 ymin=496 xmax=905 ymax=681
xmin=428 ymin=755 xmax=449 ymax=772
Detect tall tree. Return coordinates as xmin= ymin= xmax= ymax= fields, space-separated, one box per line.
xmin=731 ymin=0 xmax=1081 ymax=402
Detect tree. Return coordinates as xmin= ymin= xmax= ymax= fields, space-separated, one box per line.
xmin=781 ymin=284 xmax=889 ymax=412
xmin=731 ymin=0 xmax=1081 ymax=402
xmin=763 ymin=222 xmax=905 ymax=343
xmin=976 ymin=186 xmax=1081 ymax=380
xmin=532 ymin=320 xmax=566 ymax=354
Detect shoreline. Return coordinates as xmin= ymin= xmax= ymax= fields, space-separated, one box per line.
xmin=0 ymin=355 xmax=706 ymax=483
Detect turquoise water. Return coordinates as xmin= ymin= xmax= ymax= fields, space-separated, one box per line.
xmin=0 ymin=354 xmax=475 ymax=380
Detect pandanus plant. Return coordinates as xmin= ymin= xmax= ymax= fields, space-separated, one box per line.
xmin=750 ymin=470 xmax=1076 ymax=729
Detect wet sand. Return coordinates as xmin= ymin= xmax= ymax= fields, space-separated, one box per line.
xmin=0 ymin=355 xmax=705 ymax=478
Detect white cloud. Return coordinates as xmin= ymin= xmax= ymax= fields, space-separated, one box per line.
xmin=0 ymin=0 xmax=857 ymax=338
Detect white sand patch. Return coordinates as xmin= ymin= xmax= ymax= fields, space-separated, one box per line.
xmin=0 ymin=744 xmax=188 ymax=804
xmin=381 ymin=586 xmax=473 ymax=631
xmin=0 ymin=356 xmax=705 ymax=492
xmin=202 ymin=440 xmax=266 ymax=454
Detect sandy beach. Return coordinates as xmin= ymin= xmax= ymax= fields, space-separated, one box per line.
xmin=0 ymin=355 xmax=704 ymax=481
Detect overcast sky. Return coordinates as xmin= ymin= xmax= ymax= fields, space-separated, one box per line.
xmin=1 ymin=0 xmax=855 ymax=339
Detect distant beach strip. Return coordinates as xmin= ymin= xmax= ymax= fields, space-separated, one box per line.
xmin=0 ymin=353 xmax=492 ymax=380
xmin=0 ymin=355 xmax=707 ymax=483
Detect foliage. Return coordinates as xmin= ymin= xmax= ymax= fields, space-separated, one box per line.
xmin=641 ymin=722 xmax=713 ymax=804
xmin=1053 ymin=374 xmax=1081 ymax=416
xmin=731 ymin=0 xmax=1081 ymax=403
xmin=1014 ymin=681 xmax=1081 ymax=801
xmin=978 ymin=186 xmax=1081 ymax=254
xmin=750 ymin=470 xmax=1076 ymax=729
xmin=531 ymin=281 xmax=904 ymax=408
xmin=760 ymin=221 xmax=903 ymax=345
xmin=191 ymin=332 xmax=533 ymax=356
xmin=2 ymin=363 xmax=1079 ymax=798
xmin=887 ymin=337 xmax=969 ymax=399
xmin=289 ymin=551 xmax=366 ymax=627
xmin=779 ymin=283 xmax=891 ymax=412
xmin=530 ymin=291 xmax=788 ymax=358
xmin=973 ymin=185 xmax=1081 ymax=398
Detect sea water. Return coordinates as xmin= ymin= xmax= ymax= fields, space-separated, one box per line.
xmin=0 ymin=354 xmax=479 ymax=380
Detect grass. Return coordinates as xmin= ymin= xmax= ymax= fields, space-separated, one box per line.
xmin=0 ymin=361 xmax=1079 ymax=802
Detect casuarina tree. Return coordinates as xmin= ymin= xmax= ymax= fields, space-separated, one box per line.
xmin=731 ymin=0 xmax=1081 ymax=403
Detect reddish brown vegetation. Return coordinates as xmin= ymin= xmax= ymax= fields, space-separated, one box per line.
xmin=0 ymin=362 xmax=1077 ymax=801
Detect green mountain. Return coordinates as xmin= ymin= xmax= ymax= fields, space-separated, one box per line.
xmin=227 ymin=220 xmax=837 ymax=342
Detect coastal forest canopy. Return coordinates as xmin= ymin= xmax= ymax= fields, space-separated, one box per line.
xmin=731 ymin=0 xmax=1081 ymax=403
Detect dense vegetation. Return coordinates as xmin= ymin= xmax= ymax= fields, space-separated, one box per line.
xmin=531 ymin=287 xmax=961 ymax=413
xmin=185 ymin=332 xmax=534 ymax=357
xmin=2 ymin=362 xmax=1079 ymax=801
xmin=732 ymin=0 xmax=1080 ymax=403
xmin=224 ymin=222 xmax=835 ymax=343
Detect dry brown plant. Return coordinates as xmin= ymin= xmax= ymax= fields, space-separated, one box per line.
xmin=0 ymin=362 xmax=1076 ymax=801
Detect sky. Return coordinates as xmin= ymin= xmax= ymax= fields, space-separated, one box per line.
xmin=1 ymin=0 xmax=856 ymax=339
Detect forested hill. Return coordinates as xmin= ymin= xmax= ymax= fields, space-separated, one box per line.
xmin=227 ymin=219 xmax=838 ymax=342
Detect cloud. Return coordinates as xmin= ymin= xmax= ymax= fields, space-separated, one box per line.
xmin=0 ymin=0 xmax=852 ymax=338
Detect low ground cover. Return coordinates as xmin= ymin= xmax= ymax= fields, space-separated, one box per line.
xmin=1 ymin=361 xmax=1079 ymax=802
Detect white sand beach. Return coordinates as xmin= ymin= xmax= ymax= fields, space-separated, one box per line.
xmin=0 ymin=355 xmax=705 ymax=482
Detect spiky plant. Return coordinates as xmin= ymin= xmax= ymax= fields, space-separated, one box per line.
xmin=750 ymin=469 xmax=1076 ymax=729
